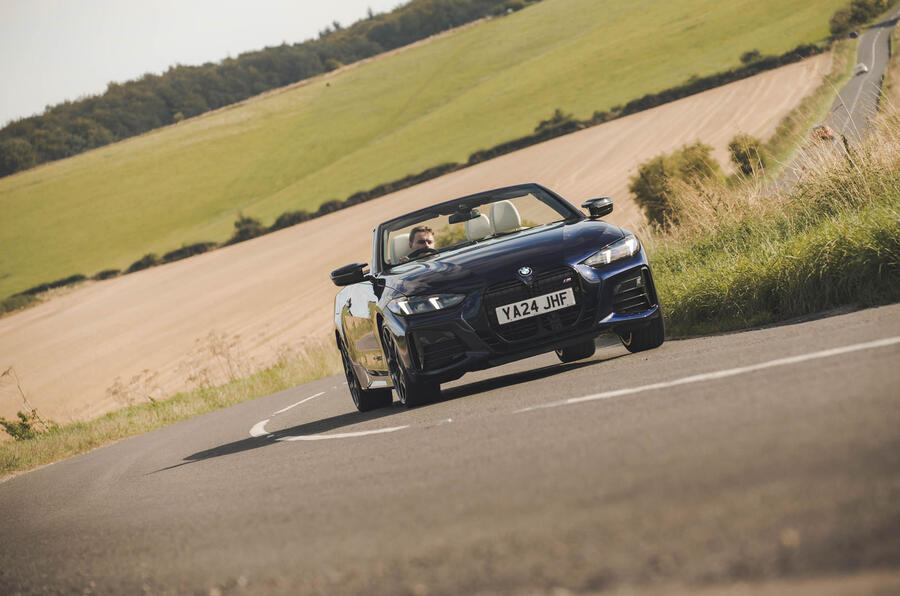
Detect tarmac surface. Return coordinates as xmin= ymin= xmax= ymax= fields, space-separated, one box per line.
xmin=1 ymin=304 xmax=899 ymax=594
xmin=829 ymin=6 xmax=900 ymax=140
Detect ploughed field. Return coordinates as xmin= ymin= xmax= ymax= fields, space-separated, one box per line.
xmin=0 ymin=54 xmax=832 ymax=423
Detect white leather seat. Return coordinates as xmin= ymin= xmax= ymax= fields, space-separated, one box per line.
xmin=390 ymin=233 xmax=411 ymax=263
xmin=465 ymin=213 xmax=493 ymax=241
xmin=490 ymin=200 xmax=521 ymax=233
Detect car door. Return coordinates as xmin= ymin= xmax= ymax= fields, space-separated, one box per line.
xmin=339 ymin=280 xmax=384 ymax=373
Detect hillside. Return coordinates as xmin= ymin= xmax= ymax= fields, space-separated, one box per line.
xmin=0 ymin=54 xmax=833 ymax=422
xmin=0 ymin=0 xmax=846 ymax=299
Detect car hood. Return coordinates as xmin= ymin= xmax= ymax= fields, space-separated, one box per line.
xmin=385 ymin=220 xmax=625 ymax=296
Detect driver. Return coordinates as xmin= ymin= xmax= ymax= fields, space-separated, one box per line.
xmin=399 ymin=225 xmax=435 ymax=263
xmin=409 ymin=225 xmax=435 ymax=251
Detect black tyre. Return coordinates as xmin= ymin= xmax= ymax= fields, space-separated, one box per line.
xmin=555 ymin=340 xmax=596 ymax=363
xmin=381 ymin=326 xmax=440 ymax=408
xmin=618 ymin=313 xmax=665 ymax=353
xmin=338 ymin=338 xmax=393 ymax=412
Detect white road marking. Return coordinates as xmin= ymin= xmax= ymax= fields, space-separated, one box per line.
xmin=247 ymin=389 xmax=440 ymax=442
xmin=249 ymin=418 xmax=271 ymax=437
xmin=272 ymin=392 xmax=325 ymax=415
xmin=276 ymin=425 xmax=410 ymax=441
xmin=847 ymin=28 xmax=883 ymax=119
xmin=516 ymin=336 xmax=900 ymax=414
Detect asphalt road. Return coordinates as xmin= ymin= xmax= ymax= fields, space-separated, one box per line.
xmin=829 ymin=6 xmax=900 ymax=140
xmin=1 ymin=303 xmax=899 ymax=595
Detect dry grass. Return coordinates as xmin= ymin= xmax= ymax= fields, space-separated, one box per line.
xmin=761 ymin=38 xmax=858 ymax=168
xmin=0 ymin=335 xmax=341 ymax=479
xmin=883 ymin=24 xmax=900 ymax=106
xmin=646 ymin=104 xmax=900 ymax=335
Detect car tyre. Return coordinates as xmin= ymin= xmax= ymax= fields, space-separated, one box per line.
xmin=338 ymin=338 xmax=393 ymax=412
xmin=555 ymin=340 xmax=596 ymax=363
xmin=381 ymin=326 xmax=439 ymax=408
xmin=618 ymin=313 xmax=665 ymax=353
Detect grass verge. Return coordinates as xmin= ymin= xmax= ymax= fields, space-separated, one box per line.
xmin=649 ymin=106 xmax=900 ymax=336
xmin=0 ymin=338 xmax=341 ymax=479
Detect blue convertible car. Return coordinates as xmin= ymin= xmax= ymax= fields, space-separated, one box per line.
xmin=331 ymin=183 xmax=664 ymax=411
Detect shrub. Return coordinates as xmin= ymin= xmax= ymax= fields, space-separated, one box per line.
xmin=0 ymin=138 xmax=37 ymax=176
xmin=0 ymin=367 xmax=58 ymax=441
xmin=830 ymin=0 xmax=889 ymax=37
xmin=19 ymin=274 xmax=87 ymax=296
xmin=728 ymin=133 xmax=767 ymax=176
xmin=92 ymin=269 xmax=121 ymax=280
xmin=740 ymin=49 xmax=762 ymax=64
xmin=534 ymin=108 xmax=575 ymax=134
xmin=316 ymin=200 xmax=344 ymax=217
xmin=126 ymin=253 xmax=159 ymax=273
xmin=226 ymin=214 xmax=265 ymax=245
xmin=270 ymin=210 xmax=311 ymax=231
xmin=0 ymin=412 xmax=39 ymax=441
xmin=629 ymin=142 xmax=723 ymax=227
xmin=162 ymin=242 xmax=217 ymax=263
xmin=1 ymin=294 xmax=36 ymax=315
xmin=830 ymin=8 xmax=854 ymax=36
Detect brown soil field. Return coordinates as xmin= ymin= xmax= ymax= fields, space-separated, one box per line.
xmin=0 ymin=53 xmax=831 ymax=423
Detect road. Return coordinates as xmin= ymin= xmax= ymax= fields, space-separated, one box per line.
xmin=829 ymin=6 xmax=900 ymax=140
xmin=1 ymin=303 xmax=899 ymax=595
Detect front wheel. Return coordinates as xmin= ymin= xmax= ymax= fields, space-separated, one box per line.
xmin=338 ymin=338 xmax=392 ymax=412
xmin=618 ymin=313 xmax=665 ymax=353
xmin=381 ymin=326 xmax=440 ymax=408
xmin=555 ymin=340 xmax=596 ymax=363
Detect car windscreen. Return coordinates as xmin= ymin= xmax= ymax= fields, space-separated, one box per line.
xmin=381 ymin=188 xmax=579 ymax=267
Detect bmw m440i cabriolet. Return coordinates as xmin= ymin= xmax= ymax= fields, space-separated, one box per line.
xmin=331 ymin=183 xmax=664 ymax=411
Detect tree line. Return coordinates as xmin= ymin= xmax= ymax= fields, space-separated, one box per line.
xmin=0 ymin=0 xmax=537 ymax=177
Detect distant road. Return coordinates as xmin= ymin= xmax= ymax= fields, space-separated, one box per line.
xmin=2 ymin=304 xmax=899 ymax=594
xmin=829 ymin=6 xmax=900 ymax=139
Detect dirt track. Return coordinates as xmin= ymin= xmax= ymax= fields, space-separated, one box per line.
xmin=0 ymin=53 xmax=831 ymax=422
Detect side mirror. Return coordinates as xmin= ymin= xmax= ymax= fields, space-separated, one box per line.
xmin=581 ymin=197 xmax=613 ymax=219
xmin=330 ymin=262 xmax=367 ymax=286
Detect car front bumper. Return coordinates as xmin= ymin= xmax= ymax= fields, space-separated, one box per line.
xmin=383 ymin=254 xmax=661 ymax=385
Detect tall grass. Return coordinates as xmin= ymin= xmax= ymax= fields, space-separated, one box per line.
xmin=648 ymin=107 xmax=900 ymax=336
xmin=0 ymin=336 xmax=341 ymax=478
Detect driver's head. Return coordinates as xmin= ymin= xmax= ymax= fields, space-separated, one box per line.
xmin=409 ymin=226 xmax=435 ymax=250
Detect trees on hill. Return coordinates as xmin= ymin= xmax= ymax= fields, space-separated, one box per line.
xmin=0 ymin=0 xmax=537 ymax=178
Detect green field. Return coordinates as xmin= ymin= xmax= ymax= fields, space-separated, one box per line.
xmin=0 ymin=0 xmax=846 ymax=298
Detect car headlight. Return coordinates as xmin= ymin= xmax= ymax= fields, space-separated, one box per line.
xmin=387 ymin=294 xmax=465 ymax=316
xmin=582 ymin=234 xmax=640 ymax=267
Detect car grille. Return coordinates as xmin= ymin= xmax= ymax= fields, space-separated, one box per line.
xmin=611 ymin=268 xmax=654 ymax=314
xmin=479 ymin=266 xmax=593 ymax=346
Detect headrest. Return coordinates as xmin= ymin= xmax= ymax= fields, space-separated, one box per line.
xmin=390 ymin=233 xmax=410 ymax=263
xmin=491 ymin=200 xmax=521 ymax=233
xmin=465 ymin=213 xmax=493 ymax=241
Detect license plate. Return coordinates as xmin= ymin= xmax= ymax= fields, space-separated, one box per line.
xmin=495 ymin=288 xmax=576 ymax=325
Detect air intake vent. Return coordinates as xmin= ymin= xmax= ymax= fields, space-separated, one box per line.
xmin=611 ymin=268 xmax=653 ymax=314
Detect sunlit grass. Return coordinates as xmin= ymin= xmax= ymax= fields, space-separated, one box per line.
xmin=0 ymin=336 xmax=341 ymax=479
xmin=648 ymin=106 xmax=900 ymax=336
